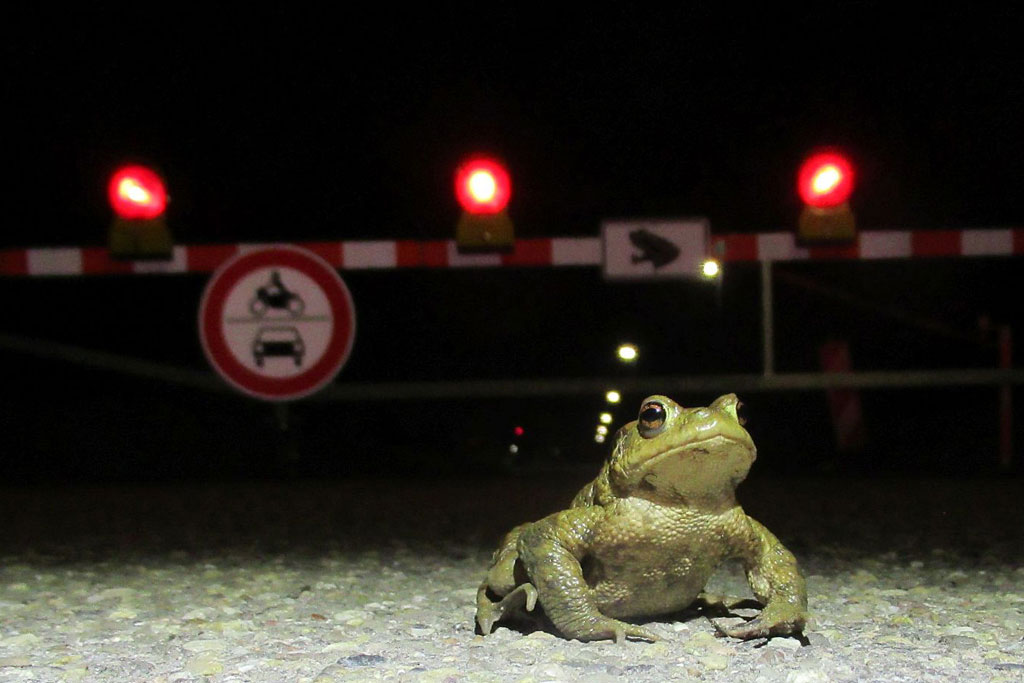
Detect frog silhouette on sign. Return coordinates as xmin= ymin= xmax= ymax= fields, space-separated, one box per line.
xmin=629 ymin=229 xmax=680 ymax=269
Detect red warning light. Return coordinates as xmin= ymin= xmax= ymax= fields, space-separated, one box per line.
xmin=797 ymin=152 xmax=854 ymax=209
xmin=513 ymin=426 xmax=524 ymax=437
xmin=455 ymin=157 xmax=511 ymax=214
xmin=108 ymin=165 xmax=168 ymax=219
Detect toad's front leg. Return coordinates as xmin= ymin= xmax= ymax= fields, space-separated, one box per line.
xmin=517 ymin=510 xmax=658 ymax=643
xmin=718 ymin=516 xmax=807 ymax=640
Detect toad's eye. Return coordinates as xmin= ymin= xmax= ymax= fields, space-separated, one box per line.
xmin=638 ymin=401 xmax=667 ymax=438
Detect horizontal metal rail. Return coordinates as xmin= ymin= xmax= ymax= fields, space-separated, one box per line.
xmin=313 ymin=369 xmax=1024 ymax=400
xmin=1 ymin=333 xmax=1020 ymax=401
xmin=0 ymin=333 xmax=222 ymax=393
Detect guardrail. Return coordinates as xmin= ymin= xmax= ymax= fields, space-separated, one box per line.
xmin=1 ymin=332 xmax=1019 ymax=398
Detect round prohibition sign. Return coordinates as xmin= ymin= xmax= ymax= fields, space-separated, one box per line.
xmin=199 ymin=245 xmax=356 ymax=401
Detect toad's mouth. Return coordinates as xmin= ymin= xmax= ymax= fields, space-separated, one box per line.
xmin=635 ymin=433 xmax=756 ymax=497
xmin=647 ymin=433 xmax=754 ymax=466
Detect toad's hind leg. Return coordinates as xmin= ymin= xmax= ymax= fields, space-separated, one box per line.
xmin=476 ymin=524 xmax=537 ymax=635
xmin=476 ymin=582 xmax=538 ymax=635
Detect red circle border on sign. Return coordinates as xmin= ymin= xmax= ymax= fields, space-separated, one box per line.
xmin=199 ymin=246 xmax=356 ymax=401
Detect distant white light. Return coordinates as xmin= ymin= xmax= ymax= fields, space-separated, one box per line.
xmin=605 ymin=390 xmax=621 ymax=404
xmin=596 ymin=425 xmax=608 ymax=436
xmin=616 ymin=343 xmax=638 ymax=362
xmin=599 ymin=412 xmax=613 ymax=424
xmin=508 ymin=444 xmax=518 ymax=454
xmin=594 ymin=433 xmax=606 ymax=443
xmin=701 ymin=258 xmax=720 ymax=279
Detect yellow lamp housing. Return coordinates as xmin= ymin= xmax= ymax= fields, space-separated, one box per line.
xmin=797 ymin=202 xmax=856 ymax=244
xmin=456 ymin=210 xmax=515 ymax=253
xmin=108 ymin=216 xmax=174 ymax=260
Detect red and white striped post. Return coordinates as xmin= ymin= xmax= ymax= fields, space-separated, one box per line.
xmin=820 ymin=340 xmax=866 ymax=453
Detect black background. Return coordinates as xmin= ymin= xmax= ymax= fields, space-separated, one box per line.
xmin=3 ymin=7 xmax=1023 ymax=481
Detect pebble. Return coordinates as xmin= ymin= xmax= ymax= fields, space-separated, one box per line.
xmin=850 ymin=570 xmax=879 ymax=584
xmin=766 ymin=636 xmax=802 ymax=651
xmin=62 ymin=666 xmax=90 ymax=681
xmin=532 ymin=662 xmax=570 ymax=680
xmin=0 ymin=633 xmax=39 ymax=648
xmin=804 ymin=631 xmax=831 ymax=648
xmin=409 ymin=624 xmax=436 ymax=637
xmin=786 ymin=669 xmax=830 ymax=683
xmin=939 ymin=634 xmax=979 ymax=650
xmin=700 ymin=653 xmax=729 ymax=670
xmin=682 ymin=631 xmax=719 ymax=652
xmin=339 ymin=653 xmax=387 ymax=666
xmin=0 ymin=657 xmax=31 ymax=667
xmin=108 ymin=608 xmax=137 ymax=619
xmin=182 ymin=638 xmax=227 ymax=652
xmin=333 ymin=608 xmax=371 ymax=626
xmin=87 ymin=588 xmax=136 ymax=603
xmin=184 ymin=653 xmax=224 ymax=676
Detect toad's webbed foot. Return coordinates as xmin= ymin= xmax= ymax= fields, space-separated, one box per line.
xmin=476 ymin=582 xmax=538 ymax=636
xmin=559 ymin=615 xmax=659 ymax=643
xmin=710 ymin=601 xmax=806 ymax=641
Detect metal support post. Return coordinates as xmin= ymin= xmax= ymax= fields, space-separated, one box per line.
xmin=999 ymin=325 xmax=1013 ymax=469
xmin=762 ymin=260 xmax=774 ymax=376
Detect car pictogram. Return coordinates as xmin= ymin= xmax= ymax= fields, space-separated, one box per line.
xmin=253 ymin=326 xmax=305 ymax=367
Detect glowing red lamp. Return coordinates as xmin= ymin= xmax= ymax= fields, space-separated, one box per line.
xmin=106 ymin=163 xmax=173 ymax=260
xmin=455 ymin=157 xmax=511 ymax=215
xmin=108 ymin=165 xmax=168 ymax=219
xmin=797 ymin=152 xmax=854 ymax=209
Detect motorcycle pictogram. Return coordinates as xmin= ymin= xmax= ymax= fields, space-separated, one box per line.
xmin=249 ymin=270 xmax=305 ymax=317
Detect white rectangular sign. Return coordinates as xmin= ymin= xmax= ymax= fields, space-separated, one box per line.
xmin=602 ymin=219 xmax=710 ymax=279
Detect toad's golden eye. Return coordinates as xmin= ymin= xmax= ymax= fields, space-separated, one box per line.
xmin=638 ymin=401 xmax=667 ymax=438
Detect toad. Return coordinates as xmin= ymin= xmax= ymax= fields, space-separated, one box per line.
xmin=476 ymin=394 xmax=807 ymax=642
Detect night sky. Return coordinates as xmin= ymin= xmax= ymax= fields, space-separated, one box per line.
xmin=8 ymin=8 xmax=1024 ymax=246
xmin=4 ymin=8 xmax=1024 ymax=479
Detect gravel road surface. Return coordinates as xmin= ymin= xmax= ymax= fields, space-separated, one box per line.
xmin=0 ymin=476 xmax=1021 ymax=682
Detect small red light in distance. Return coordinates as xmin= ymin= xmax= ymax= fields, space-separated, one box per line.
xmin=108 ymin=165 xmax=168 ymax=219
xmin=513 ymin=426 xmax=524 ymax=437
xmin=797 ymin=152 xmax=854 ymax=209
xmin=455 ymin=157 xmax=511 ymax=214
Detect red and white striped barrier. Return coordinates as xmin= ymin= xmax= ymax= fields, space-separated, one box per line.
xmin=0 ymin=238 xmax=600 ymax=277
xmin=1 ymin=228 xmax=1022 ymax=276
xmin=711 ymin=228 xmax=1024 ymax=262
